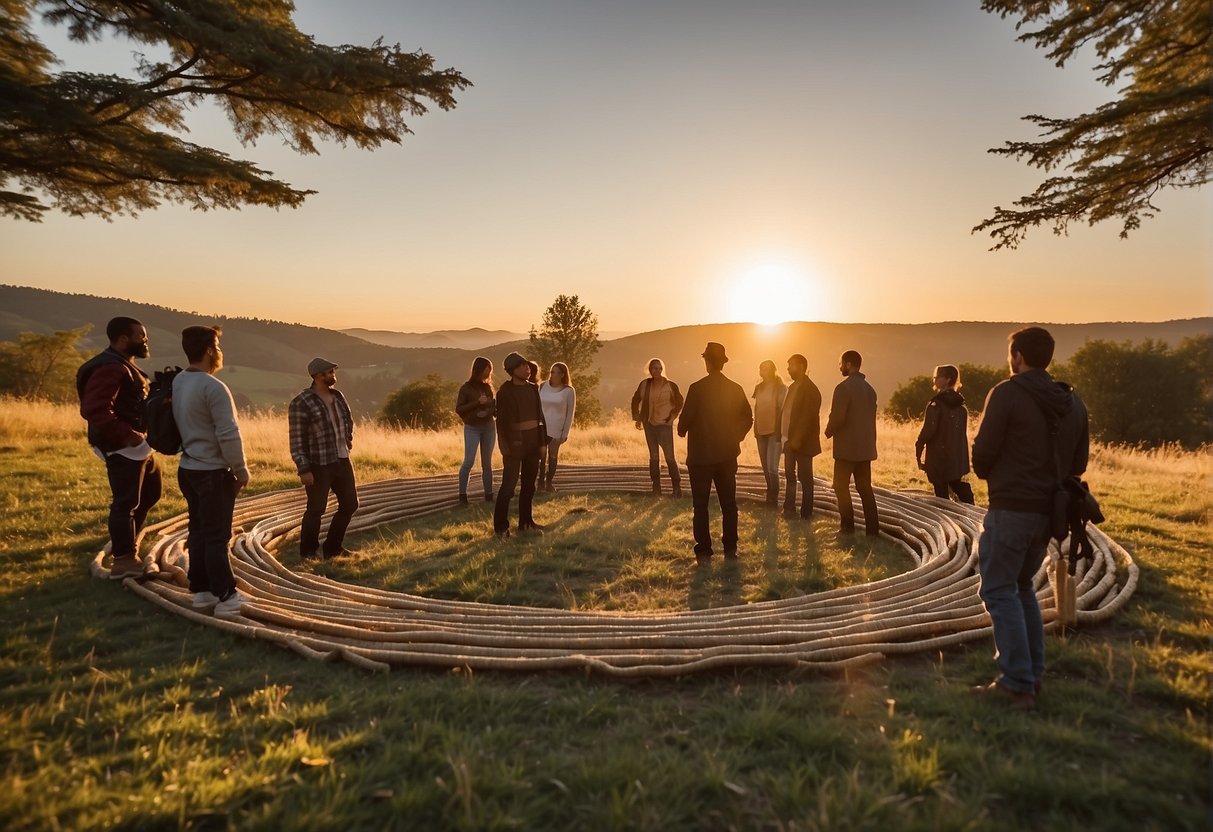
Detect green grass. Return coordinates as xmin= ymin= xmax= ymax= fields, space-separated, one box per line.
xmin=0 ymin=404 xmax=1209 ymax=831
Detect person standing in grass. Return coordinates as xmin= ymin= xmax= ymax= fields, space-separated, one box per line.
xmin=289 ymin=357 xmax=359 ymax=560
xmin=824 ymin=349 xmax=880 ymax=537
xmin=781 ymin=353 xmax=822 ymax=521
xmin=631 ymin=358 xmax=684 ymax=497
xmin=76 ymin=316 xmax=162 ymax=580
xmin=493 ymin=352 xmax=548 ymax=538
xmin=970 ymin=326 xmax=1089 ymax=710
xmin=752 ymin=360 xmax=787 ymax=507
xmin=455 ymin=356 xmax=497 ymax=504
xmin=172 ymin=325 xmax=250 ymax=618
xmin=538 ymin=362 xmax=575 ymax=492
xmin=677 ymin=342 xmax=753 ymax=564
xmin=914 ymin=364 xmax=975 ymax=504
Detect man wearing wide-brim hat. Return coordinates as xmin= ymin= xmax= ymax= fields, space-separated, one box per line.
xmin=288 ymin=357 xmax=359 ymax=559
xmin=677 ymin=342 xmax=753 ymax=564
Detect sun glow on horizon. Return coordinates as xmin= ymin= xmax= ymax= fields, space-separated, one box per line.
xmin=726 ymin=259 xmax=814 ymax=327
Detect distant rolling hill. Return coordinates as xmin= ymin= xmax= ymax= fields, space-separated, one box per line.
xmin=343 ymin=327 xmax=527 ymax=350
xmin=4 ymin=284 xmax=1208 ymax=416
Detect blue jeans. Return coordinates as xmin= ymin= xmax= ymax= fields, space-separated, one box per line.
xmin=977 ymin=509 xmax=1051 ymax=693
xmin=459 ymin=422 xmax=496 ymax=498
xmin=755 ymin=433 xmax=781 ymax=503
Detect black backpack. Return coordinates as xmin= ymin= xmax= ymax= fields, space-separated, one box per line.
xmin=145 ymin=367 xmax=184 ymax=454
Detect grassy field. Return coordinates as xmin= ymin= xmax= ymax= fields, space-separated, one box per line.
xmin=0 ymin=399 xmax=1208 ymax=831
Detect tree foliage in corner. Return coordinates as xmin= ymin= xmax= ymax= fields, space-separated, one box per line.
xmin=380 ymin=373 xmax=459 ymax=431
xmin=974 ymin=0 xmax=1211 ymax=249
xmin=528 ymin=294 xmax=603 ymax=425
xmin=0 ymin=0 xmax=470 ymax=221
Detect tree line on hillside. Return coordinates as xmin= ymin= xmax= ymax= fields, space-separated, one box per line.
xmin=3 ymin=320 xmax=1207 ymax=449
xmin=883 ymin=335 xmax=1212 ymax=448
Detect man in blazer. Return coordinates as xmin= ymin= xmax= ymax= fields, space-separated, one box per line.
xmin=781 ymin=354 xmax=822 ymax=520
xmin=824 ymin=350 xmax=880 ymax=536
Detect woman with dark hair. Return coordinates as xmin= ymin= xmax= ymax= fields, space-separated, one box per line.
xmin=538 ymin=362 xmax=576 ymax=491
xmin=914 ymin=364 xmax=975 ymax=504
xmin=752 ymin=359 xmax=787 ymax=506
xmin=455 ymin=356 xmax=496 ymax=504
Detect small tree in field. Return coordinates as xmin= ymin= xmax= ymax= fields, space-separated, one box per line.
xmin=528 ymin=295 xmax=603 ymax=425
xmin=0 ymin=325 xmax=92 ymax=401
xmin=885 ymin=363 xmax=1005 ymax=421
xmin=380 ymin=374 xmax=459 ymax=430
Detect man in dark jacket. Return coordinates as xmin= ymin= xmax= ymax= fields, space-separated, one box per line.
xmin=493 ymin=352 xmax=548 ymax=538
xmin=76 ymin=316 xmax=162 ymax=580
xmin=289 ymin=357 xmax=359 ymax=559
xmin=914 ymin=364 xmax=975 ymax=504
xmin=970 ymin=326 xmax=1089 ymax=710
xmin=631 ymin=358 xmax=684 ymax=497
xmin=677 ymin=342 xmax=753 ymax=563
xmin=824 ymin=350 xmax=880 ymax=536
xmin=781 ymin=354 xmax=822 ymax=520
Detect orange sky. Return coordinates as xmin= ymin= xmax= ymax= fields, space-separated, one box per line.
xmin=3 ymin=1 xmax=1209 ymax=333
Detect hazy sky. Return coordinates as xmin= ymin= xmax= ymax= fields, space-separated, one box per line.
xmin=3 ymin=1 xmax=1209 ymax=333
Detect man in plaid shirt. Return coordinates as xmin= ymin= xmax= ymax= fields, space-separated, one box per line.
xmin=289 ymin=357 xmax=359 ymax=559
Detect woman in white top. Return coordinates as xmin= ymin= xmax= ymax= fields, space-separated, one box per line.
xmin=752 ymin=360 xmax=787 ymax=506
xmin=538 ymin=362 xmax=576 ymax=491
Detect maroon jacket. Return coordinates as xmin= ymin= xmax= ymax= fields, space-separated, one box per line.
xmin=76 ymin=348 xmax=149 ymax=452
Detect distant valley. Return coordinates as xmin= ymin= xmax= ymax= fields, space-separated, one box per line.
xmin=4 ymin=284 xmax=1208 ymax=417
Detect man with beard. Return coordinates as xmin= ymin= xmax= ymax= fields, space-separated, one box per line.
xmin=77 ymin=316 xmax=162 ymax=580
xmin=824 ymin=349 xmax=880 ymax=537
xmin=289 ymin=358 xmax=359 ymax=560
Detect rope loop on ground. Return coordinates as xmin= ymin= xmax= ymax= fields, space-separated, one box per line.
xmin=92 ymin=464 xmax=1138 ymax=676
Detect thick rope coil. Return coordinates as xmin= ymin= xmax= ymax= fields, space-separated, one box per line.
xmin=92 ymin=464 xmax=1138 ymax=675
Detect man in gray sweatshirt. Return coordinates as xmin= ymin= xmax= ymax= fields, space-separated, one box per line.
xmin=172 ymin=325 xmax=250 ymax=617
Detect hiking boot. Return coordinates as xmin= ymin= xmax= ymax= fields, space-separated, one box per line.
xmin=192 ymin=591 xmax=220 ymax=611
xmin=108 ymin=555 xmax=144 ymax=581
xmin=970 ymin=680 xmax=1036 ymax=711
xmin=214 ymin=591 xmax=250 ymax=618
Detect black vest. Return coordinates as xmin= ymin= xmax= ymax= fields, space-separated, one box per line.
xmin=76 ymin=348 xmax=149 ymax=450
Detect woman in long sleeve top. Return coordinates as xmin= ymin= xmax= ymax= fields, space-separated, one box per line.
xmin=538 ymin=362 xmax=576 ymax=491
xmin=454 ymin=356 xmax=497 ymax=503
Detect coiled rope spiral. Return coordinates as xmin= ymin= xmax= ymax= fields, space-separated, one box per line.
xmin=93 ymin=465 xmax=1138 ymax=676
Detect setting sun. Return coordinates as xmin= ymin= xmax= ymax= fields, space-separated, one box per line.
xmin=727 ymin=260 xmax=812 ymax=326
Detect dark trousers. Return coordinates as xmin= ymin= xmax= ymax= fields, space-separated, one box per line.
xmin=300 ymin=458 xmax=359 ymax=557
xmin=833 ymin=459 xmax=880 ymax=535
xmin=104 ymin=453 xmax=162 ymax=557
xmin=494 ymin=430 xmax=540 ymax=532
xmin=538 ymin=436 xmax=564 ymax=486
xmin=688 ymin=459 xmax=738 ymax=555
xmin=177 ymin=467 xmax=238 ymax=598
xmin=932 ymin=478 xmax=975 ymax=505
xmin=783 ymin=449 xmax=814 ymax=518
xmin=643 ymin=422 xmax=681 ymax=487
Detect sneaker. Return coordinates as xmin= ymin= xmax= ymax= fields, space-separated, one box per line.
xmin=192 ymin=591 xmax=220 ymax=611
xmin=108 ymin=555 xmax=144 ymax=581
xmin=970 ymin=680 xmax=1036 ymax=711
xmin=214 ymin=591 xmax=250 ymax=617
